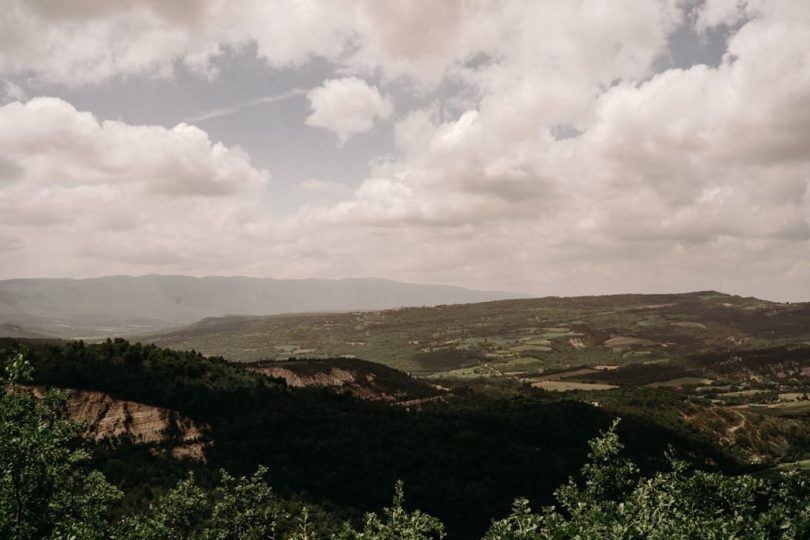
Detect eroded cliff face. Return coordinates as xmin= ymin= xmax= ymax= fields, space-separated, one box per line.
xmin=31 ymin=386 xmax=209 ymax=461
xmin=251 ymin=366 xmax=398 ymax=400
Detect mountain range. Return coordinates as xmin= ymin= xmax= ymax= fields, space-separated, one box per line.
xmin=0 ymin=275 xmax=521 ymax=338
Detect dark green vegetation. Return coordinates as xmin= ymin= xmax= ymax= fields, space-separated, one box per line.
xmin=145 ymin=291 xmax=810 ymax=467
xmin=7 ymin=337 xmax=810 ymax=538
xmin=4 ymin=348 xmax=810 ymax=539
xmin=3 ymin=291 xmax=810 ymax=538
xmin=483 ymin=421 xmax=810 ymax=539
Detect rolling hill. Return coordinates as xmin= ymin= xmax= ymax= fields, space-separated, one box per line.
xmin=0 ymin=337 xmax=777 ymax=538
xmin=0 ymin=275 xmax=521 ymax=339
xmin=143 ymin=290 xmax=810 ymax=372
xmin=3 ymin=287 xmax=810 ymax=537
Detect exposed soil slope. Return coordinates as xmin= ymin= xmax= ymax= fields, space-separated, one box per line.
xmin=247 ymin=357 xmax=443 ymax=402
xmin=32 ymin=386 xmax=209 ymax=461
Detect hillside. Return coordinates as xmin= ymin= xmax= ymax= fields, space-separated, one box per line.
xmin=7 ymin=337 xmax=801 ymax=538
xmin=0 ymin=275 xmax=520 ymax=339
xmin=246 ymin=357 xmax=444 ymax=403
xmin=144 ymin=291 xmax=810 ymax=373
xmin=0 ymin=323 xmax=51 ymax=339
xmin=3 ymin=291 xmax=809 ymax=537
xmin=29 ymin=386 xmax=209 ymax=461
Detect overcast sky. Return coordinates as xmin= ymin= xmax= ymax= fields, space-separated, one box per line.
xmin=0 ymin=0 xmax=808 ymax=301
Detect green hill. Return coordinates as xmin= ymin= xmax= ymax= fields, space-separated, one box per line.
xmin=4 ymin=290 xmax=810 ymax=538
xmin=6 ymin=337 xmax=798 ymax=538
xmin=143 ymin=291 xmax=810 ymax=374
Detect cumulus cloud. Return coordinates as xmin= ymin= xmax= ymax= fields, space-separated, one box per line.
xmin=0 ymin=98 xmax=268 ymax=196
xmin=1 ymin=1 xmax=809 ymax=301
xmin=0 ymin=98 xmax=275 ymax=276
xmin=0 ymin=0 xmax=478 ymax=85
xmin=286 ymin=0 xmax=810 ymax=299
xmin=305 ymin=77 xmax=392 ymax=143
xmin=0 ymin=1 xmax=679 ymax=88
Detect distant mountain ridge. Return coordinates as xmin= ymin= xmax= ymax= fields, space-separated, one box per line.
xmin=0 ymin=275 xmax=523 ymax=339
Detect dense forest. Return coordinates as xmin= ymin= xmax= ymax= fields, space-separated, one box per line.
xmin=2 ymin=339 xmax=810 ymax=538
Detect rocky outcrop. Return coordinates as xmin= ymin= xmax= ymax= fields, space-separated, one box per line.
xmin=31 ymin=386 xmax=209 ymax=461
xmin=251 ymin=366 xmax=399 ymax=400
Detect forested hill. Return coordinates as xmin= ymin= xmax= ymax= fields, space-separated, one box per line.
xmin=143 ymin=290 xmax=810 ymax=370
xmin=0 ymin=337 xmax=765 ymax=538
xmin=0 ymin=275 xmax=520 ymax=338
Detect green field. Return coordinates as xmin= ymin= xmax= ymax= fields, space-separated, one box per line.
xmin=143 ymin=291 xmax=810 ymax=381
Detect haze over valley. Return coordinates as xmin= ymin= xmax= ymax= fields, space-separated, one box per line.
xmin=0 ymin=274 xmax=519 ymax=338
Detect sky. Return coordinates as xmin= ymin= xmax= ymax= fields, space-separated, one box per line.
xmin=0 ymin=0 xmax=808 ymax=301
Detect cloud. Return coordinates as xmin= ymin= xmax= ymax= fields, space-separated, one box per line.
xmin=1 ymin=1 xmax=809 ymax=302
xmin=285 ymin=1 xmax=810 ymax=300
xmin=0 ymin=0 xmax=469 ymax=85
xmin=0 ymin=98 xmax=268 ymax=196
xmin=0 ymin=1 xmax=679 ymax=88
xmin=0 ymin=97 xmax=276 ymax=278
xmin=305 ymin=77 xmax=392 ymax=143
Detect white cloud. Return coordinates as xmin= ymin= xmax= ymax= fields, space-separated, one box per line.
xmin=305 ymin=77 xmax=392 ymax=143
xmin=0 ymin=98 xmax=268 ymax=196
xmin=0 ymin=98 xmax=277 ymax=277
xmin=0 ymin=0 xmax=480 ymax=86
xmin=0 ymin=1 xmax=679 ymax=89
xmin=285 ymin=1 xmax=810 ymax=300
xmin=1 ymin=1 xmax=809 ymax=301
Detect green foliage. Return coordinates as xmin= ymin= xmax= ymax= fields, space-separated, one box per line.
xmin=4 ymin=349 xmax=33 ymax=386
xmin=337 ymin=481 xmax=446 ymax=540
xmin=2 ymin=345 xmax=810 ymax=540
xmin=6 ymin=338 xmax=810 ymax=538
xmin=485 ymin=420 xmax=810 ymax=539
xmin=0 ymin=350 xmax=121 ymax=539
xmin=286 ymin=507 xmax=315 ymax=540
xmin=121 ymin=473 xmax=209 ymax=539
xmin=119 ymin=467 xmax=283 ymax=539
xmin=481 ymin=499 xmax=543 ymax=540
xmin=206 ymin=466 xmax=281 ymax=540
xmin=1 ymin=338 xmax=758 ymax=537
xmin=551 ymin=418 xmax=641 ymax=536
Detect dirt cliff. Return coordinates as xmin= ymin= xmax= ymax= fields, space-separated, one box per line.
xmin=32 ymin=386 xmax=209 ymax=461
xmin=248 ymin=358 xmax=444 ymax=403
xmin=251 ymin=365 xmax=400 ymax=400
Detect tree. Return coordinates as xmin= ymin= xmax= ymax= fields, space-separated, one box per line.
xmin=485 ymin=419 xmax=810 ymax=539
xmin=337 ymin=480 xmax=446 ymax=540
xmin=0 ymin=349 xmax=121 ymax=539
xmin=119 ymin=466 xmax=284 ymax=539
xmin=205 ymin=466 xmax=281 ymax=540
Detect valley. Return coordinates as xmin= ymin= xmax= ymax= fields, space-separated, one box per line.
xmin=3 ymin=290 xmax=810 ymax=538
xmin=145 ymin=291 xmax=810 ymax=414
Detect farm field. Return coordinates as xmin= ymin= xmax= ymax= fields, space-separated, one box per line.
xmin=144 ymin=291 xmax=810 ymax=378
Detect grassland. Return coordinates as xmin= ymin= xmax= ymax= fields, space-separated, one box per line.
xmin=143 ymin=291 xmax=810 ymax=378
